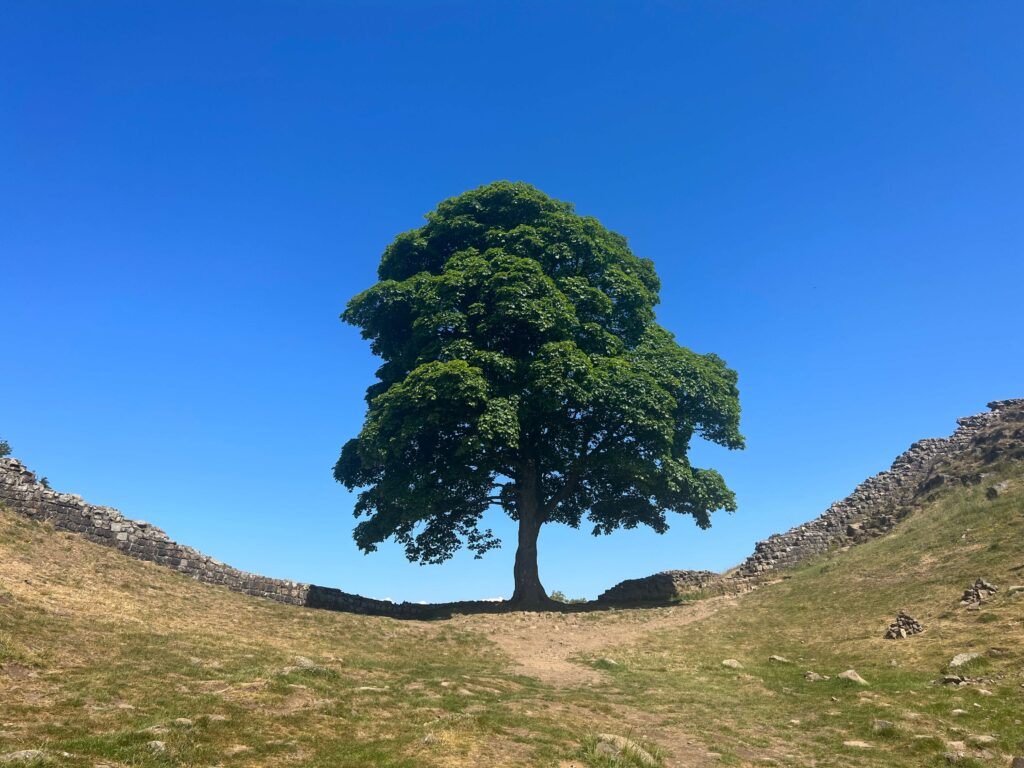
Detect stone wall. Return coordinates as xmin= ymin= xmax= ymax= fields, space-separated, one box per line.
xmin=0 ymin=458 xmax=310 ymax=605
xmin=597 ymin=569 xmax=720 ymax=603
xmin=0 ymin=458 xmax=434 ymax=618
xmin=600 ymin=398 xmax=1024 ymax=601
xmin=4 ymin=398 xmax=1022 ymax=613
xmin=728 ymin=398 xmax=1024 ymax=583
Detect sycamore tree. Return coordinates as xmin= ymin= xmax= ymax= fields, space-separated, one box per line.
xmin=335 ymin=182 xmax=743 ymax=607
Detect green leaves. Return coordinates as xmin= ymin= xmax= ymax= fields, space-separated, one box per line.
xmin=336 ymin=181 xmax=743 ymax=566
xmin=336 ymin=360 xmax=512 ymax=563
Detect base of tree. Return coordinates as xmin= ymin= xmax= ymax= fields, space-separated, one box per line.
xmin=507 ymin=590 xmax=560 ymax=611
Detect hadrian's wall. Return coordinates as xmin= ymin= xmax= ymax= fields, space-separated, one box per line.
xmin=0 ymin=458 xmax=441 ymax=618
xmin=597 ymin=569 xmax=720 ymax=603
xmin=729 ymin=398 xmax=1024 ymax=581
xmin=4 ymin=399 xmax=1023 ymax=613
xmin=599 ymin=398 xmax=1024 ymax=602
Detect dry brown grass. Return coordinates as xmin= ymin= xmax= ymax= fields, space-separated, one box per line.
xmin=0 ymin=509 xmax=721 ymax=767
xmin=2 ymin=464 xmax=1023 ymax=767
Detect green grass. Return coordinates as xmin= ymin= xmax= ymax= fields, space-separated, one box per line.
xmin=0 ymin=509 xmax=585 ymax=767
xmin=1 ymin=463 xmax=1022 ymax=766
xmin=581 ymin=464 xmax=1024 ymax=766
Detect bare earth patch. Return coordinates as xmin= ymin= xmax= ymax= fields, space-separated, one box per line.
xmin=452 ymin=597 xmax=736 ymax=685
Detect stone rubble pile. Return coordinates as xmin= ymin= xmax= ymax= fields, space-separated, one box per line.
xmin=938 ymin=673 xmax=984 ymax=687
xmin=884 ymin=611 xmax=924 ymax=639
xmin=961 ymin=578 xmax=998 ymax=606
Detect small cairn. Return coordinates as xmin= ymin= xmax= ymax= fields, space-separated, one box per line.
xmin=960 ymin=578 xmax=998 ymax=606
xmin=884 ymin=610 xmax=924 ymax=639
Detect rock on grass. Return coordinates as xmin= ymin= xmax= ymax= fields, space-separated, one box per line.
xmin=838 ymin=669 xmax=868 ymax=685
xmin=595 ymin=734 xmax=658 ymax=767
xmin=948 ymin=652 xmax=982 ymax=668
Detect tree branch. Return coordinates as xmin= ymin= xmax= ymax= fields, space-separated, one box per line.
xmin=545 ymin=469 xmax=583 ymax=513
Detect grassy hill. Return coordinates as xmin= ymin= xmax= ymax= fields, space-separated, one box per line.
xmin=1 ymin=463 xmax=1022 ymax=767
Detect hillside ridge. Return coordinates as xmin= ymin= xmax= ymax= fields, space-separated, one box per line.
xmin=600 ymin=397 xmax=1024 ymax=601
xmin=3 ymin=428 xmax=1023 ymax=767
xmin=2 ymin=398 xmax=1022 ymax=613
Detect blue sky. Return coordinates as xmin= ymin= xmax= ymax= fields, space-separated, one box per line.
xmin=2 ymin=2 xmax=1022 ymax=602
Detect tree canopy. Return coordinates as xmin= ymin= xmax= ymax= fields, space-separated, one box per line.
xmin=335 ymin=181 xmax=743 ymax=605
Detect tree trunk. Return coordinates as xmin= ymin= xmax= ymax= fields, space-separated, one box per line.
xmin=510 ymin=514 xmax=549 ymax=607
xmin=509 ymin=464 xmax=552 ymax=608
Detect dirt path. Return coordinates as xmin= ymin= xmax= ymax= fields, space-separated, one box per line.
xmin=453 ymin=598 xmax=738 ymax=768
xmin=452 ymin=596 xmax=735 ymax=686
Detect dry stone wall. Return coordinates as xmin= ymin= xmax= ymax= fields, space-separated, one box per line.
xmin=0 ymin=458 xmax=437 ymax=618
xmin=601 ymin=398 xmax=1024 ymax=602
xmin=728 ymin=398 xmax=1024 ymax=584
xmin=597 ymin=569 xmax=719 ymax=603
xmin=4 ymin=398 xmax=1022 ymax=612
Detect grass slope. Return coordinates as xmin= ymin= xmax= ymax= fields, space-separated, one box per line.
xmin=583 ymin=463 xmax=1024 ymax=766
xmin=1 ymin=462 xmax=1022 ymax=767
xmin=0 ymin=509 xmax=600 ymax=768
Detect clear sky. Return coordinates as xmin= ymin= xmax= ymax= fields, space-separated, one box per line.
xmin=2 ymin=2 xmax=1022 ymax=602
